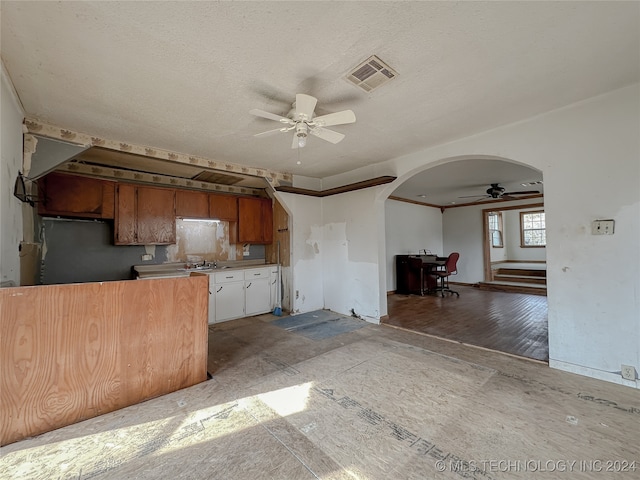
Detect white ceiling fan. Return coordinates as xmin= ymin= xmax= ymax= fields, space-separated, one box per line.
xmin=250 ymin=93 xmax=356 ymax=149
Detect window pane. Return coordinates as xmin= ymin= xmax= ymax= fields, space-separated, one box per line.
xmin=521 ymin=211 xmax=546 ymax=247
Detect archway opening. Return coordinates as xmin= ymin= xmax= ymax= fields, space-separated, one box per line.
xmin=380 ymin=156 xmax=548 ymax=362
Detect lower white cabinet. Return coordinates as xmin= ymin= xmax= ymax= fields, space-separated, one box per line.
xmin=215 ymin=281 xmax=245 ymax=322
xmin=209 ymin=266 xmax=275 ymax=323
xmin=244 ymin=267 xmax=271 ymax=316
xmin=213 ymin=270 xmax=245 ymax=323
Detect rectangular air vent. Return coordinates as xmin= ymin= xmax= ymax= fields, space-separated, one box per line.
xmin=345 ymin=55 xmax=398 ymax=92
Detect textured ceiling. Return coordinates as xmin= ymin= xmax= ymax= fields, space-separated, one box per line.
xmin=2 ymin=1 xmax=639 ymax=195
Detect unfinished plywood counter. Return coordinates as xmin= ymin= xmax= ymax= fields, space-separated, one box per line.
xmin=0 ymin=275 xmax=208 ymax=446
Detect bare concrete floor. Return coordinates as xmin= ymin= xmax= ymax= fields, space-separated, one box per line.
xmin=2 ymin=313 xmax=639 ymax=479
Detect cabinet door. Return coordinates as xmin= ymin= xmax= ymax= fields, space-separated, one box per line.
xmin=136 ymin=186 xmax=176 ymax=244
xmin=209 ymin=194 xmax=238 ymax=221
xmin=238 ymin=197 xmax=273 ymax=244
xmin=115 ymin=183 xmax=137 ymax=245
xmin=238 ymin=197 xmax=261 ymax=242
xmin=245 ymin=278 xmax=270 ymax=316
xmin=176 ymin=190 xmax=209 ymax=218
xmin=38 ymin=172 xmax=115 ymax=219
xmin=214 ymin=282 xmax=245 ymax=322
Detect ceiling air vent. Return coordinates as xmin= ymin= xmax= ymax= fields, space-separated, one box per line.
xmin=345 ymin=55 xmax=398 ymax=92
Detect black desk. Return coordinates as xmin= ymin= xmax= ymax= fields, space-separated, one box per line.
xmin=396 ymin=255 xmax=446 ymax=295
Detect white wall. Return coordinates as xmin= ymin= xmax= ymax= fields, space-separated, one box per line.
xmin=1 ymin=65 xmax=24 ymax=286
xmin=275 ymin=192 xmax=325 ymax=314
xmin=385 ymin=199 xmax=443 ymax=291
xmin=504 ymin=207 xmax=546 ymax=261
xmin=313 ymin=84 xmax=638 ymax=388
xmin=322 ymin=188 xmax=386 ymax=321
xmin=442 ymin=198 xmax=543 ymax=282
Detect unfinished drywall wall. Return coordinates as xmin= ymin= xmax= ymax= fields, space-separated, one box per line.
xmin=384 ymin=199 xmax=443 ymax=292
xmin=0 ymin=65 xmax=24 ymax=286
xmin=41 ymin=219 xmax=169 ymax=283
xmin=275 ymin=192 xmax=324 ymax=314
xmin=322 ymin=188 xmax=385 ymax=322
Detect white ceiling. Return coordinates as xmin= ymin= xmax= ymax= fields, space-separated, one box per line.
xmin=2 ymin=2 xmax=639 ymax=202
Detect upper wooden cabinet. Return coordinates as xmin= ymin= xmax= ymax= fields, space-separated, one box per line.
xmin=238 ymin=197 xmax=273 ymax=244
xmin=209 ymin=194 xmax=238 ymax=221
xmin=176 ymin=190 xmax=209 ymax=218
xmin=115 ymin=184 xmax=176 ymax=245
xmin=38 ymin=172 xmax=115 ymax=219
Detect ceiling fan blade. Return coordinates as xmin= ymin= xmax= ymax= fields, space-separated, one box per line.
xmin=502 ymin=190 xmax=540 ymax=195
xmin=313 ymin=110 xmax=356 ymax=127
xmin=309 ymin=127 xmax=345 ymax=144
xmin=254 ymin=128 xmax=286 ymax=138
xmin=458 ymin=194 xmax=490 ymax=199
xmin=295 ymin=94 xmax=317 ymax=121
xmin=249 ymin=109 xmax=292 ymax=124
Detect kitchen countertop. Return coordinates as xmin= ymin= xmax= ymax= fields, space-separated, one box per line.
xmin=133 ymin=261 xmax=277 ymax=279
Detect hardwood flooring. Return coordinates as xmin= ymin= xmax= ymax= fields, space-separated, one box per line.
xmin=2 ymin=312 xmax=637 ymax=479
xmin=385 ymin=285 xmax=549 ymax=361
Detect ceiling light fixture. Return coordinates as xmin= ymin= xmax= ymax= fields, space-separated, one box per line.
xmin=417 ymin=194 xmax=427 ymax=198
xmin=296 ymin=123 xmax=308 ymax=148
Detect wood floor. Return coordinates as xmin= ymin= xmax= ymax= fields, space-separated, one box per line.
xmin=385 ymin=285 xmax=549 ymax=361
xmin=2 ymin=313 xmax=638 ymax=479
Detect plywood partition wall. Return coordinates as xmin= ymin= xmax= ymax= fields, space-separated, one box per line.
xmin=0 ymin=276 xmax=209 ymax=446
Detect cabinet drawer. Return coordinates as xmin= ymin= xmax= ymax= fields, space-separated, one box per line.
xmin=214 ymin=270 xmax=244 ymax=283
xmin=244 ymin=267 xmax=270 ymax=280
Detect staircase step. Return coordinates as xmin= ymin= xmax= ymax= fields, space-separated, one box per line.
xmin=479 ymin=281 xmax=547 ymax=296
xmin=495 ymin=268 xmax=546 ymax=277
xmin=494 ymin=274 xmax=546 ymax=285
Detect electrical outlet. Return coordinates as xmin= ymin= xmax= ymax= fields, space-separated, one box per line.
xmin=591 ymin=219 xmax=615 ymax=235
xmin=621 ymin=365 xmax=636 ymax=381
xmin=295 ymin=290 xmax=299 ymax=299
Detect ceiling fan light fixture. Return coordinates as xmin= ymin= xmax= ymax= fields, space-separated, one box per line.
xmin=296 ymin=123 xmax=308 ymax=148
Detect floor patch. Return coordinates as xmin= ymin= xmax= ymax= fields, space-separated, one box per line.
xmin=271 ymin=310 xmax=366 ymax=340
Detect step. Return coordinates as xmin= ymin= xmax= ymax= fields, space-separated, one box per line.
xmin=494 ymin=268 xmax=546 ymax=277
xmin=478 ymin=281 xmax=547 ymax=296
xmin=493 ymin=274 xmax=546 ymax=285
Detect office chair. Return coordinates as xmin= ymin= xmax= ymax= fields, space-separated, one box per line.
xmin=432 ymin=252 xmax=460 ymax=297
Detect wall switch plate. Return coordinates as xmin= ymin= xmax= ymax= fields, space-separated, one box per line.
xmin=141 ymin=253 xmax=153 ymax=261
xmin=621 ymin=364 xmax=636 ymax=381
xmin=591 ymin=219 xmax=615 ymax=235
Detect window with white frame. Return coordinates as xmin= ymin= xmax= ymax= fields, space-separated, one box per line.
xmin=488 ymin=212 xmax=503 ymax=248
xmin=520 ymin=210 xmax=546 ymax=247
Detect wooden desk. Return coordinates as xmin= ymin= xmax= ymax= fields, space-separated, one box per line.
xmin=396 ymin=255 xmax=445 ymax=295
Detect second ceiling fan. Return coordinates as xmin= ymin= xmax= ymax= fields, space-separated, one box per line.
xmin=459 ymin=183 xmax=540 ymax=201
xmin=250 ymin=93 xmax=356 ymax=148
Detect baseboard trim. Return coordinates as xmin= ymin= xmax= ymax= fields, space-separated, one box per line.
xmin=549 ymin=359 xmax=639 ymax=389
xmin=387 ymin=290 xmax=396 ymax=295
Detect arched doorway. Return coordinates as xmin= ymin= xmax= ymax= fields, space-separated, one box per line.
xmin=379 ymin=156 xmax=548 ymax=361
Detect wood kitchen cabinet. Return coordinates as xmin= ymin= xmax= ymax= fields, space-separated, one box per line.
xmin=38 ymin=172 xmax=115 ymax=219
xmin=115 ymin=183 xmax=176 ymax=245
xmin=208 ymin=194 xmax=238 ymax=221
xmin=238 ymin=197 xmax=273 ymax=244
xmin=176 ymin=190 xmax=209 ymax=218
